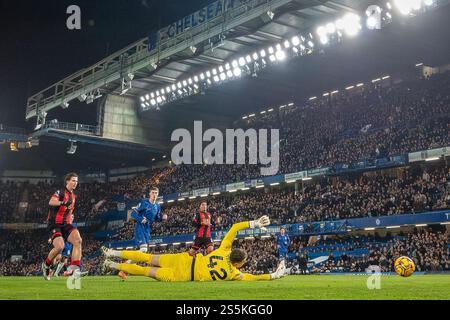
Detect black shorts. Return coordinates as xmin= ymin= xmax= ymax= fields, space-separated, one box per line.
xmin=48 ymin=224 xmax=76 ymax=242
xmin=192 ymin=237 xmax=213 ymax=250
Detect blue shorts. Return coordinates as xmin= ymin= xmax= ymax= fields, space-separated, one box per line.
xmin=134 ymin=226 xmax=150 ymax=247
xmin=62 ymin=243 xmax=73 ymax=258
xmin=279 ymin=250 xmax=288 ymax=259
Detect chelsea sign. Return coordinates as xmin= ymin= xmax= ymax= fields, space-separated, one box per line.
xmin=150 ymin=0 xmax=247 ymax=48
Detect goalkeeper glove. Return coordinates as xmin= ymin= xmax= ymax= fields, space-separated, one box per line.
xmin=249 ymin=215 xmax=270 ymax=229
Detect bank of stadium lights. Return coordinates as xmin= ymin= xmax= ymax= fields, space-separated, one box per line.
xmin=140 ymin=1 xmax=439 ymax=110
xmin=392 ymin=0 xmax=435 ymax=15
xmin=316 ymin=13 xmax=362 ymax=46
xmin=140 ymin=34 xmax=315 ymax=109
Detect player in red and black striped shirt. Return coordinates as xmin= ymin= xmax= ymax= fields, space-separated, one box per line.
xmin=42 ymin=172 xmax=83 ymax=280
xmin=188 ymin=201 xmax=214 ymax=256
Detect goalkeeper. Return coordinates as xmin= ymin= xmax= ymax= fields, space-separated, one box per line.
xmin=102 ymin=216 xmax=286 ymax=281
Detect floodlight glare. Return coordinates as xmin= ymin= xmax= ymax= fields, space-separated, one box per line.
xmin=239 ymin=57 xmax=246 ymax=66
xmin=150 ymin=92 xmax=155 ymax=98
xmin=206 ymin=71 xmax=211 ymax=77
xmin=269 ymin=55 xmax=276 ymax=62
xmin=200 ymin=73 xmax=205 ymax=80
xmin=252 ymin=52 xmax=259 ymax=61
xmin=225 ymin=63 xmax=231 ymax=70
xmin=172 ymin=84 xmax=177 ymax=91
xmin=245 ymin=55 xmax=252 ymax=64
xmin=220 ymin=73 xmax=227 ymax=81
xmin=146 ymin=94 xmax=150 ymax=100
xmin=317 ymin=26 xmax=326 ymax=37
xmin=218 ymin=66 xmax=224 ymax=73
xmin=342 ymin=13 xmax=361 ymax=36
xmin=320 ymin=36 xmax=329 ymax=45
xmin=326 ymin=23 xmax=336 ymax=34
xmin=394 ymin=0 xmax=416 ymax=15
xmin=233 ymin=67 xmax=242 ymax=77
xmin=292 ymin=36 xmax=300 ymax=46
xmin=411 ymin=0 xmax=422 ymax=10
xmin=367 ymin=16 xmax=378 ymax=29
xmin=268 ymin=47 xmax=274 ymax=54
xmin=260 ymin=49 xmax=267 ymax=57
xmin=150 ymin=99 xmax=157 ymax=106
xmin=275 ymin=50 xmax=286 ymax=61
xmin=213 ymin=75 xmax=220 ymax=82
xmin=283 ymin=40 xmax=290 ymax=48
xmin=227 ymin=70 xmax=233 ymax=78
xmin=232 ymin=60 xmax=239 ymax=68
xmin=193 ymin=76 xmax=199 ymax=83
xmin=140 ymin=96 xmax=145 ymax=102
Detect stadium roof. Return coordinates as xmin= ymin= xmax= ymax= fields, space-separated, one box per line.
xmin=8 ymin=0 xmax=450 ymax=172
xmin=25 ymin=0 xmax=377 ymax=120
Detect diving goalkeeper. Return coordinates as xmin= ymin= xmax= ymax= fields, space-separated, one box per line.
xmin=102 ymin=216 xmax=287 ymax=281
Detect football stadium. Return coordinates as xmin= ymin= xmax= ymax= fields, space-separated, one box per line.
xmin=1 ymin=0 xmax=450 ymax=302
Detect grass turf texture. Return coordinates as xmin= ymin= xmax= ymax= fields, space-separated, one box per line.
xmin=0 ymin=275 xmax=449 ymax=300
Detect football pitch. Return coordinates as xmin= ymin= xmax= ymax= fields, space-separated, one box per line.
xmin=1 ymin=275 xmax=449 ymax=300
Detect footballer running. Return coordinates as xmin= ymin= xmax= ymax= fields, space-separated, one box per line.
xmin=42 ymin=173 xmax=83 ymax=280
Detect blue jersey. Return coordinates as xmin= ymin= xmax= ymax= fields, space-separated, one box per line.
xmin=131 ymin=199 xmax=162 ymax=247
xmin=277 ymin=234 xmax=290 ymax=251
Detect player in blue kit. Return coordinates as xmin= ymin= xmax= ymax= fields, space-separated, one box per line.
xmin=131 ymin=186 xmax=168 ymax=252
xmin=277 ymin=227 xmax=290 ymax=262
xmin=118 ymin=186 xmax=167 ymax=280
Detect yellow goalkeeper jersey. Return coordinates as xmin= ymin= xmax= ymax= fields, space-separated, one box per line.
xmin=193 ymin=221 xmax=271 ymax=281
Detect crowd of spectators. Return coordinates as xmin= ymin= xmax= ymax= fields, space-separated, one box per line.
xmin=112 ymin=165 xmax=449 ymax=240
xmin=0 ymin=73 xmax=449 ymax=225
xmin=152 ymin=72 xmax=450 ymax=194
xmin=0 ymin=229 xmax=103 ymax=276
xmin=1 ymin=72 xmax=450 ymax=276
xmin=309 ymin=229 xmax=449 ymax=273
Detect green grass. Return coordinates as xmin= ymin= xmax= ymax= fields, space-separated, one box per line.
xmin=0 ymin=275 xmax=449 ymax=300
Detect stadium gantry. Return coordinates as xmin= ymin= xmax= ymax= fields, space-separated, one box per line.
xmin=24 ymin=0 xmax=449 ymax=153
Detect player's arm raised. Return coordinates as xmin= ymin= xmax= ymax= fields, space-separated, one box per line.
xmin=219 ymin=215 xmax=270 ymax=251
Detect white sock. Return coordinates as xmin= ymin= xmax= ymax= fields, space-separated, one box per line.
xmin=110 ymin=250 xmax=122 ymax=257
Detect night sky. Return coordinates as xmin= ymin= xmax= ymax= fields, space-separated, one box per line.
xmin=0 ymin=0 xmax=211 ymax=128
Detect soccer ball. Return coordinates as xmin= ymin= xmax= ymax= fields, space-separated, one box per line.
xmin=394 ymin=256 xmax=415 ymax=277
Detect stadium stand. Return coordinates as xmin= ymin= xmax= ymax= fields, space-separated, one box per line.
xmin=0 ymin=71 xmax=449 ymax=276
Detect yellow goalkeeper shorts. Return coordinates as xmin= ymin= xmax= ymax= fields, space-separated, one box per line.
xmin=156 ymin=252 xmax=193 ymax=282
